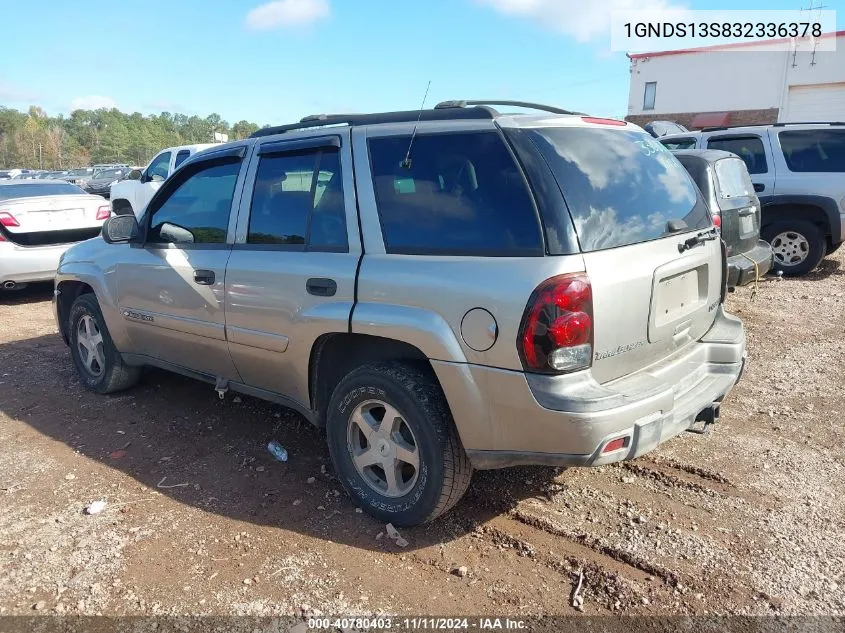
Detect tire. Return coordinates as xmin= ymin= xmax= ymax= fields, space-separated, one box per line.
xmin=111 ymin=200 xmax=133 ymax=216
xmin=68 ymin=293 xmax=140 ymax=394
xmin=326 ymin=362 xmax=473 ymax=527
xmin=762 ymin=220 xmax=826 ymax=276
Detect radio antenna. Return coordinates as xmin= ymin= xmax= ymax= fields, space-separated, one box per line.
xmin=401 ymin=80 xmax=431 ymax=169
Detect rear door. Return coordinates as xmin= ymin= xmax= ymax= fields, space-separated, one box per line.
xmin=705 ymin=133 xmax=776 ymax=198
xmin=113 ymin=147 xmax=248 ymax=378
xmin=223 ymin=131 xmax=360 ymax=406
xmin=521 ymin=125 xmax=720 ymax=383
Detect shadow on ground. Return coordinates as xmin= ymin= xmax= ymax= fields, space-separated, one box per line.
xmin=0 ymin=282 xmax=54 ymax=305
xmin=0 ymin=331 xmax=562 ymax=552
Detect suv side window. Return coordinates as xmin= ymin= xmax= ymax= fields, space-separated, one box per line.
xmin=247 ymin=147 xmax=348 ymax=251
xmin=661 ymin=137 xmax=697 ymax=150
xmin=147 ymin=151 xmax=172 ymax=181
xmin=173 ymin=149 xmax=192 ymax=170
xmin=147 ymin=160 xmax=240 ymax=245
xmin=368 ymin=131 xmax=542 ymax=256
xmin=706 ymin=135 xmax=767 ymax=174
xmin=778 ymin=129 xmax=845 ymax=173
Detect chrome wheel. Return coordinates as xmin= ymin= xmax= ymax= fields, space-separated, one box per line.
xmin=347 ymin=399 xmax=420 ymax=498
xmin=76 ymin=314 xmax=105 ymax=377
xmin=771 ymin=231 xmax=810 ymax=267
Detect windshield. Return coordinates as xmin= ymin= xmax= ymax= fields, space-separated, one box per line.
xmin=95 ymin=169 xmax=124 ymax=179
xmin=0 ymin=182 xmax=86 ymax=200
xmin=69 ymin=169 xmax=92 ymax=176
xmin=714 ymin=157 xmax=754 ymax=199
xmin=519 ymin=127 xmax=709 ymax=251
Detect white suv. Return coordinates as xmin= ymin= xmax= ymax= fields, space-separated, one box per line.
xmin=109 ymin=143 xmax=220 ymax=220
xmin=660 ymin=123 xmax=845 ymax=275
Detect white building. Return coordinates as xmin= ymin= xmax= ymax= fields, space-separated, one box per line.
xmin=626 ymin=31 xmax=845 ymax=128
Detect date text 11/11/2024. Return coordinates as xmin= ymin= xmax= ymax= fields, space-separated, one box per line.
xmin=306 ymin=617 xmax=527 ymax=630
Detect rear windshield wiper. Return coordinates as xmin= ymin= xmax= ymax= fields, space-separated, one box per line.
xmin=678 ymin=227 xmax=718 ymax=253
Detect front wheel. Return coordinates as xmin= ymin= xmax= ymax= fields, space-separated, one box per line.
xmin=762 ymin=220 xmax=826 ymax=276
xmin=68 ymin=293 xmax=140 ymax=394
xmin=326 ymin=362 xmax=473 ymax=527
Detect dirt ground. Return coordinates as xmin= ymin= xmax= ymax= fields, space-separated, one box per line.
xmin=1 ymin=250 xmax=844 ymax=620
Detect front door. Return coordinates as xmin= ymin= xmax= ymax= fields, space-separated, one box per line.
xmin=115 ymin=150 xmax=246 ymax=379
xmin=224 ymin=132 xmax=361 ymax=407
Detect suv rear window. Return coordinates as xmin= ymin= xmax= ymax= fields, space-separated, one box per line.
xmin=522 ymin=127 xmax=709 ymax=252
xmin=368 ymin=131 xmax=542 ymax=256
xmin=779 ymin=129 xmax=845 ymax=173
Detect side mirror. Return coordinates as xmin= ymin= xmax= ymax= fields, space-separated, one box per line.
xmin=102 ymin=214 xmax=139 ymax=244
xmin=127 ymin=169 xmax=142 ymax=181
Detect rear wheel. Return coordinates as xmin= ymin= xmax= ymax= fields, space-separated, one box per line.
xmin=68 ymin=293 xmax=140 ymax=394
xmin=326 ymin=362 xmax=473 ymax=527
xmin=762 ymin=220 xmax=825 ymax=276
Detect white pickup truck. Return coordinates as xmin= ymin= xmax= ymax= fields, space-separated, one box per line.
xmin=109 ymin=143 xmax=219 ymax=219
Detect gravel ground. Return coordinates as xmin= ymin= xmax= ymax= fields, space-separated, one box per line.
xmin=0 ymin=249 xmax=843 ymax=620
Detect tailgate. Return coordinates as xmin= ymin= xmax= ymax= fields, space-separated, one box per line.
xmin=585 ymin=237 xmax=721 ymax=383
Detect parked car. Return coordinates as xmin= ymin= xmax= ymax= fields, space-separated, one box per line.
xmin=83 ymin=167 xmax=133 ymax=198
xmin=59 ymin=168 xmax=96 ymax=188
xmin=92 ymin=163 xmax=130 ymax=173
xmin=659 ymin=123 xmax=845 ymax=275
xmin=109 ymin=143 xmax=220 ymax=219
xmin=0 ymin=180 xmax=111 ymax=290
xmin=672 ymin=150 xmax=773 ymax=289
xmin=0 ymin=170 xmax=17 ymax=180
xmin=54 ymin=101 xmax=746 ymax=525
xmin=644 ymin=120 xmax=689 ymax=138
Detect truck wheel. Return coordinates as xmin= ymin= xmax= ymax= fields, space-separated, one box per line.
xmin=326 ymin=362 xmax=473 ymax=527
xmin=762 ymin=220 xmax=826 ymax=276
xmin=111 ymin=200 xmax=133 ymax=216
xmin=68 ymin=294 xmax=140 ymax=394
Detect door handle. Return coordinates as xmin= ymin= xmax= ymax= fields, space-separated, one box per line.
xmin=193 ymin=269 xmax=215 ymax=285
xmin=306 ymin=278 xmax=337 ymax=297
xmin=753 ymin=183 xmax=765 ymax=193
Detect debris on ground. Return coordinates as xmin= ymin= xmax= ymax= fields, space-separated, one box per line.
xmin=571 ymin=569 xmax=584 ymax=612
xmin=452 ymin=566 xmax=469 ymax=578
xmin=267 ymin=441 xmax=288 ymax=462
xmin=83 ymin=500 xmax=107 ymax=515
xmin=385 ymin=523 xmax=409 ymax=547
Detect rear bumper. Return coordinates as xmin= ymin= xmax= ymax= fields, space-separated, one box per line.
xmin=0 ymin=241 xmax=70 ymax=284
xmin=437 ymin=307 xmax=746 ymax=470
xmin=727 ymin=240 xmax=773 ymax=288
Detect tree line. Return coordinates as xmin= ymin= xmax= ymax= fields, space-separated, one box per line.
xmin=0 ymin=105 xmax=264 ymax=170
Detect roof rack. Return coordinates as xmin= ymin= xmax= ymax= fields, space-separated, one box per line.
xmin=701 ymin=121 xmax=845 ymax=132
xmin=250 ymin=106 xmax=497 ymax=138
xmin=435 ymin=99 xmax=581 ymax=116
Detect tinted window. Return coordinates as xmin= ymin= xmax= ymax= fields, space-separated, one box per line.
xmin=706 ymin=136 xmax=767 ymax=174
xmin=147 ymin=152 xmax=171 ymax=180
xmin=95 ymin=169 xmax=125 ymax=179
xmin=368 ymin=131 xmax=542 ymax=256
xmin=524 ymin=127 xmax=708 ymax=252
xmin=779 ymin=129 xmax=845 ymax=173
xmin=661 ymin=138 xmax=697 ymax=150
xmin=0 ymin=182 xmax=86 ymax=200
xmin=174 ymin=150 xmax=191 ymax=169
xmin=148 ymin=161 xmax=239 ymax=244
xmin=248 ymin=147 xmax=347 ymax=250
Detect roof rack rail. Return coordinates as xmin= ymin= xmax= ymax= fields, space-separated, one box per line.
xmin=435 ymin=99 xmax=581 ymax=116
xmin=250 ymin=107 xmax=497 ymax=138
xmin=700 ymin=121 xmax=845 ymax=132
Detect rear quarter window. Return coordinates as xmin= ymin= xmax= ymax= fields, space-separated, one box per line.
xmin=521 ymin=127 xmax=709 ymax=252
xmin=367 ymin=131 xmax=543 ymax=256
xmin=778 ymin=129 xmax=845 ymax=173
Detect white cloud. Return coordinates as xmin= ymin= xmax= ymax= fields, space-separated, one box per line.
xmin=245 ymin=0 xmax=330 ymax=31
xmin=475 ymin=0 xmax=688 ymax=42
xmin=70 ymin=95 xmax=118 ymax=111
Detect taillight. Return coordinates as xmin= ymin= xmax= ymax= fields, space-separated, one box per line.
xmin=96 ymin=205 xmax=111 ymax=220
xmin=713 ymin=212 xmax=721 ymax=232
xmin=0 ymin=211 xmax=19 ymax=227
xmin=518 ymin=273 xmax=593 ymax=374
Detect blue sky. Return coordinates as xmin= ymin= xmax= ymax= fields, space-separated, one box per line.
xmin=0 ymin=0 xmax=840 ymax=125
